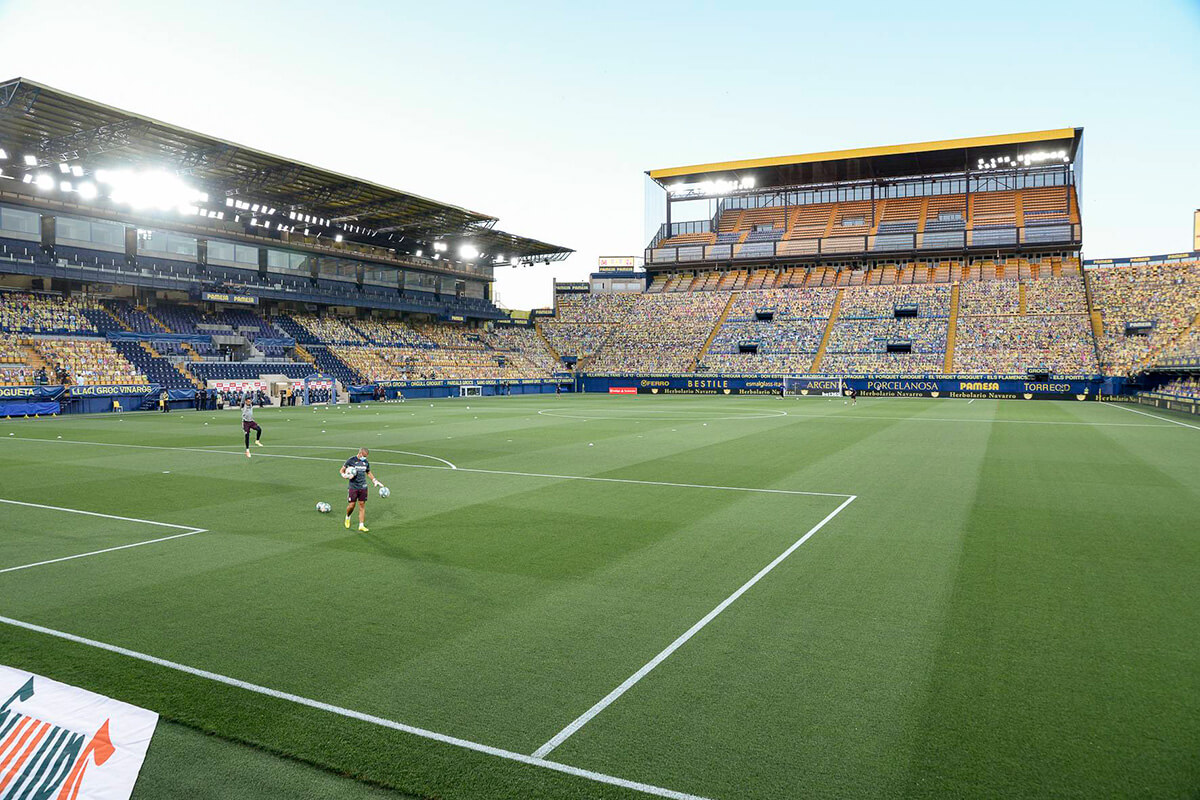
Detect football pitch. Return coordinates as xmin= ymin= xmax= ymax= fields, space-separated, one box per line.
xmin=0 ymin=394 xmax=1197 ymax=799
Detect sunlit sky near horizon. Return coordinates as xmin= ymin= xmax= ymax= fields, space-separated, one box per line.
xmin=1 ymin=0 xmax=1197 ymax=309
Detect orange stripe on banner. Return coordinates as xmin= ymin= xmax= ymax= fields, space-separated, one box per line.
xmin=0 ymin=716 xmax=31 ymax=758
xmin=0 ymin=717 xmax=32 ymax=765
xmin=0 ymin=720 xmax=49 ymax=792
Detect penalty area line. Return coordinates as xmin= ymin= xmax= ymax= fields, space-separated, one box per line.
xmin=0 ymin=498 xmax=207 ymax=575
xmin=0 ymin=615 xmax=712 ymax=800
xmin=533 ymin=493 xmax=858 ymax=758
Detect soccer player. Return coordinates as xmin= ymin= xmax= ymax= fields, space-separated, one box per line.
xmin=242 ymin=397 xmax=264 ymax=457
xmin=342 ymin=447 xmax=384 ymax=532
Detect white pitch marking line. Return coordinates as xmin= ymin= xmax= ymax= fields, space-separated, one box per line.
xmin=192 ymin=444 xmax=458 ymax=470
xmin=1105 ymin=401 xmax=1200 ymax=431
xmin=538 ymin=408 xmax=789 ymax=422
xmin=533 ymin=494 xmax=858 ymax=759
xmin=0 ymin=498 xmax=207 ymax=575
xmin=0 ymin=615 xmax=711 ymax=800
xmin=2 ymin=437 xmax=850 ymax=499
xmin=0 ymin=498 xmax=204 ymax=531
xmin=783 ymin=411 xmax=1160 ymax=427
xmin=967 ymin=399 xmax=975 ymax=405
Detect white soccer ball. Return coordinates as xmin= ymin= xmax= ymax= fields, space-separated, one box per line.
xmin=341 ymin=467 xmax=356 ymax=479
xmin=378 ymin=486 xmax=390 ymax=499
xmin=316 ymin=502 xmax=331 ymax=513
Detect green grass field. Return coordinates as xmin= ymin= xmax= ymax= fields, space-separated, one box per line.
xmin=1 ymin=394 xmax=1197 ymax=799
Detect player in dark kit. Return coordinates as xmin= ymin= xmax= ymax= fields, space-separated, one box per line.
xmin=342 ymin=447 xmax=385 ymax=532
xmin=242 ymin=397 xmax=264 ymax=457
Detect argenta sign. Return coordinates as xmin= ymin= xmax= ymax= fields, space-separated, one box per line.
xmin=0 ymin=666 xmax=158 ymax=800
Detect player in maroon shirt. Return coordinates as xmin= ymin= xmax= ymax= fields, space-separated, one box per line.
xmin=242 ymin=398 xmax=264 ymax=458
xmin=342 ymin=447 xmax=384 ymax=532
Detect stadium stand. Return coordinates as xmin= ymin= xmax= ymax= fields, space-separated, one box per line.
xmin=701 ymin=288 xmax=837 ymax=374
xmin=652 ymin=187 xmax=1080 ymax=264
xmin=588 ymin=292 xmax=728 ymax=373
xmin=1157 ymin=376 xmax=1199 ymax=399
xmin=538 ymin=293 xmax=635 ymax=363
xmin=190 ymin=362 xmax=314 ymax=381
xmin=1089 ymin=261 xmax=1200 ymax=375
xmin=308 ymin=346 xmax=363 ymax=386
xmin=110 ymin=341 xmax=196 ymax=389
xmin=481 ymin=326 xmax=561 ymax=376
xmin=0 ymin=291 xmax=100 ymax=335
xmin=34 ymin=338 xmax=147 ymax=385
xmin=0 ymin=334 xmax=34 ymax=385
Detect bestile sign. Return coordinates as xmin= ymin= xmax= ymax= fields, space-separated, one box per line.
xmin=0 ymin=666 xmax=158 ymax=800
xmin=608 ymin=386 xmax=637 ymax=395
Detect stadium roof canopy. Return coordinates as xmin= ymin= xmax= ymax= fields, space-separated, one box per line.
xmin=647 ymin=128 xmax=1083 ymax=191
xmin=0 ymin=78 xmax=571 ymax=262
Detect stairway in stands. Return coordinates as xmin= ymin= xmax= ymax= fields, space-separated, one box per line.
xmin=944 ymin=284 xmax=960 ymax=373
xmin=1082 ymin=270 xmax=1105 ymax=369
xmin=535 ymin=323 xmax=561 ymax=363
xmin=810 ymin=289 xmax=844 ymax=371
xmin=692 ymin=293 xmax=737 ymax=371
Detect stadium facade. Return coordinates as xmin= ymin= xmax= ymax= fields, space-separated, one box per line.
xmin=0 ymin=78 xmax=571 ymax=319
xmin=645 ymin=128 xmax=1082 ymax=269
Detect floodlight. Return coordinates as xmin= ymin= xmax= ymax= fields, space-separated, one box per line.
xmin=335 ymin=234 xmax=344 ymax=243
xmin=459 ymin=244 xmax=479 ymax=260
xmin=35 ymin=174 xmax=54 ymax=190
xmin=70 ymin=165 xmax=83 ymax=177
xmin=23 ymin=154 xmax=37 ymax=166
xmin=433 ymin=241 xmax=448 ymax=252
xmin=415 ymin=249 xmax=423 ymax=257
xmin=0 ymin=148 xmax=7 ymax=159
xmin=742 ymin=176 xmax=755 ymax=189
xmin=22 ymin=174 xmax=32 ymax=184
xmin=77 ymin=182 xmax=97 ymax=199
xmin=58 ymin=163 xmax=70 ymax=174
xmin=59 ymin=180 xmax=72 ymax=192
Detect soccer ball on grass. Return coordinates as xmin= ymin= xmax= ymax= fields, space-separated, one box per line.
xmin=378 ymin=486 xmax=390 ymax=499
xmin=316 ymin=502 xmax=332 ymax=513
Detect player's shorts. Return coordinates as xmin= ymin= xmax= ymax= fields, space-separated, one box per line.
xmin=348 ymin=487 xmax=368 ymax=503
xmin=242 ymin=420 xmax=261 ymax=433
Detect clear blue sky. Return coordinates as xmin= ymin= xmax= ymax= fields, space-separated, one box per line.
xmin=1 ymin=0 xmax=1197 ymax=308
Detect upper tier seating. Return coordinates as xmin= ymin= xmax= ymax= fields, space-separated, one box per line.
xmin=0 ymin=292 xmax=100 ymax=335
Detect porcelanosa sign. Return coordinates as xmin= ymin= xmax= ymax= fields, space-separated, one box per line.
xmin=0 ymin=666 xmax=158 ymax=799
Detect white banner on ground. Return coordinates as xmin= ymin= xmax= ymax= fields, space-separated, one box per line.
xmin=0 ymin=665 xmax=158 ymax=800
